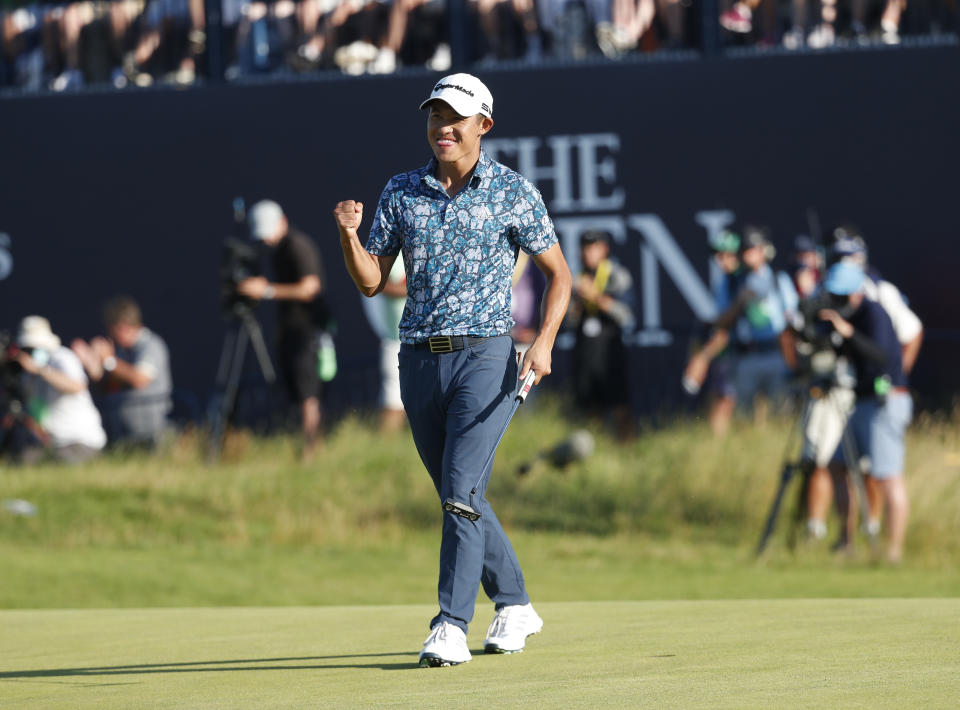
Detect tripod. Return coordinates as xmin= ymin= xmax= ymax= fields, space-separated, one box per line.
xmin=756 ymin=381 xmax=877 ymax=556
xmin=207 ymin=304 xmax=276 ymax=460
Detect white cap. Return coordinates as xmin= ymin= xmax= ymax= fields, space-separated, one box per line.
xmin=247 ymin=199 xmax=285 ymax=242
xmin=17 ymin=315 xmax=61 ymax=351
xmin=419 ymin=73 xmax=493 ymax=118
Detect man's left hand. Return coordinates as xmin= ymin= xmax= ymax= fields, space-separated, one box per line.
xmin=519 ymin=342 xmax=552 ymax=385
xmin=574 ymin=274 xmax=599 ymax=304
xmin=15 ymin=351 xmax=41 ymax=375
xmin=91 ymin=336 xmax=115 ymax=361
xmin=237 ymin=276 xmax=269 ymax=299
xmin=818 ymin=309 xmax=854 ymax=338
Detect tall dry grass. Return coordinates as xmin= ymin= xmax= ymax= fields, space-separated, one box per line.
xmin=1 ymin=401 xmax=957 ymax=560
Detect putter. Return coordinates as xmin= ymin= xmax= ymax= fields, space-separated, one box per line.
xmin=443 ymin=370 xmax=536 ymax=521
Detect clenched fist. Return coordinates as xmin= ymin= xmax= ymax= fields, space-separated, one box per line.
xmin=334 ymin=200 xmax=364 ymax=236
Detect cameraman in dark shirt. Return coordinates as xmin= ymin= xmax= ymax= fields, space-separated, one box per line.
xmin=238 ymin=200 xmax=329 ymax=458
xmin=808 ymin=261 xmax=912 ymax=563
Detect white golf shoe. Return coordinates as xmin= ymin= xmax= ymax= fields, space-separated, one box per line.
xmin=418 ymin=622 xmax=472 ymax=668
xmin=483 ymin=603 xmax=543 ymax=654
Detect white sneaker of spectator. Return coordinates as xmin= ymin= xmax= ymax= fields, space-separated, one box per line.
xmin=483 ymin=603 xmax=544 ymax=654
xmin=334 ymin=40 xmax=378 ymax=75
xmin=880 ymin=19 xmax=900 ymax=44
xmin=596 ymin=22 xmax=637 ymax=59
xmin=170 ymin=65 xmax=195 ymax=86
xmin=51 ymin=69 xmax=84 ymax=92
xmin=418 ymin=622 xmax=472 ymax=667
xmin=596 ymin=23 xmax=619 ymax=58
xmin=370 ymin=47 xmax=396 ymax=74
xmin=782 ymin=26 xmax=804 ymax=49
xmin=427 ymin=43 xmax=451 ymax=72
xmin=298 ymin=42 xmax=321 ymax=63
xmin=806 ymin=23 xmax=835 ymax=48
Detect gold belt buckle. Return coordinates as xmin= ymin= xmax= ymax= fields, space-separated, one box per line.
xmin=428 ymin=336 xmax=454 ymax=353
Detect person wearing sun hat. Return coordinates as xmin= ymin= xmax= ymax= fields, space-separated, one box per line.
xmin=807 ymin=260 xmax=913 ymax=562
xmin=10 ymin=316 xmax=106 ymax=463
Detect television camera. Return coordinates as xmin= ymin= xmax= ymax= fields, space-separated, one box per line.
xmin=755 ymin=289 xmax=875 ymax=555
xmin=220 ymin=197 xmax=263 ymax=316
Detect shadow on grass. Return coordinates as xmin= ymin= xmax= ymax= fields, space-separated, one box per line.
xmin=0 ymin=653 xmax=421 ymax=678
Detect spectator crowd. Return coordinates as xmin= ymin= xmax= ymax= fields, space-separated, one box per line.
xmin=682 ymin=221 xmax=922 ymax=564
xmin=2 ymin=0 xmax=955 ymax=91
xmin=0 ymin=199 xmax=337 ymax=464
xmin=3 ymin=296 xmax=173 ymax=462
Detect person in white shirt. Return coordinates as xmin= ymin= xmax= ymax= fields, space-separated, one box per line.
xmin=13 ymin=316 xmax=106 ymax=463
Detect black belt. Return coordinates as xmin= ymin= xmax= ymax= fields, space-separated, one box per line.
xmin=735 ymin=340 xmax=780 ymax=354
xmin=410 ymin=335 xmax=496 ymax=353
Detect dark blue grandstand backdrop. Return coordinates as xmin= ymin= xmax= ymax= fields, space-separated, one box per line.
xmin=0 ymin=45 xmax=957 ymax=420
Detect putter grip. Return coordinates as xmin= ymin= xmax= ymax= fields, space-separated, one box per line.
xmin=516 ymin=370 xmax=536 ymax=402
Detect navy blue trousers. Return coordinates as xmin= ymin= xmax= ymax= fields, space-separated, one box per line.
xmin=398 ymin=335 xmax=530 ymax=632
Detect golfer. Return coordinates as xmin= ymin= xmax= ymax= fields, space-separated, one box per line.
xmin=334 ymin=73 xmax=572 ymax=667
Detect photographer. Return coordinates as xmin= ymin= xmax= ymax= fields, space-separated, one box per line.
xmin=791 ymin=288 xmax=857 ymax=545
xmin=829 ymin=228 xmax=923 ymax=377
xmin=72 ymin=296 xmax=173 ymax=448
xmin=806 ymin=261 xmax=912 ymax=563
xmin=237 ymin=199 xmax=330 ymax=458
xmin=8 ymin=316 xmax=106 ymax=463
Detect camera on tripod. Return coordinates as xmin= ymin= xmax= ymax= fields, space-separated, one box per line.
xmin=793 ymin=291 xmax=856 ymax=389
xmin=0 ymin=330 xmax=28 ymax=426
xmin=755 ymin=288 xmax=876 ymax=555
xmin=208 ymin=198 xmax=277 ymax=460
xmin=219 ymin=197 xmax=263 ymax=316
xmin=0 ymin=330 xmax=25 ymax=389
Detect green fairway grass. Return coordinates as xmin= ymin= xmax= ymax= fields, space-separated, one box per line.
xmin=2 ymin=601 xmax=958 ymax=709
xmin=2 ymin=532 xmax=960 ymax=608
xmin=2 ymin=409 xmax=958 ymax=707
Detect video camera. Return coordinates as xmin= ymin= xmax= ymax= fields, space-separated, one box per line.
xmin=793 ymin=291 xmax=856 ymax=387
xmin=220 ymin=197 xmax=263 ymax=316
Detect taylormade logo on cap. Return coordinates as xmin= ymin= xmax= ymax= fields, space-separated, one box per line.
xmin=419 ymin=73 xmax=493 ymax=118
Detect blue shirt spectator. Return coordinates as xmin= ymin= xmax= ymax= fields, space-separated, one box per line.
xmin=734 ymin=263 xmax=789 ymax=345
xmin=104 ymin=326 xmax=172 ymax=445
xmin=707 ymin=229 xmax=740 ymax=314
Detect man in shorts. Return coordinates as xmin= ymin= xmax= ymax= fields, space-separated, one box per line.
xmin=808 ymin=261 xmax=912 ymax=562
